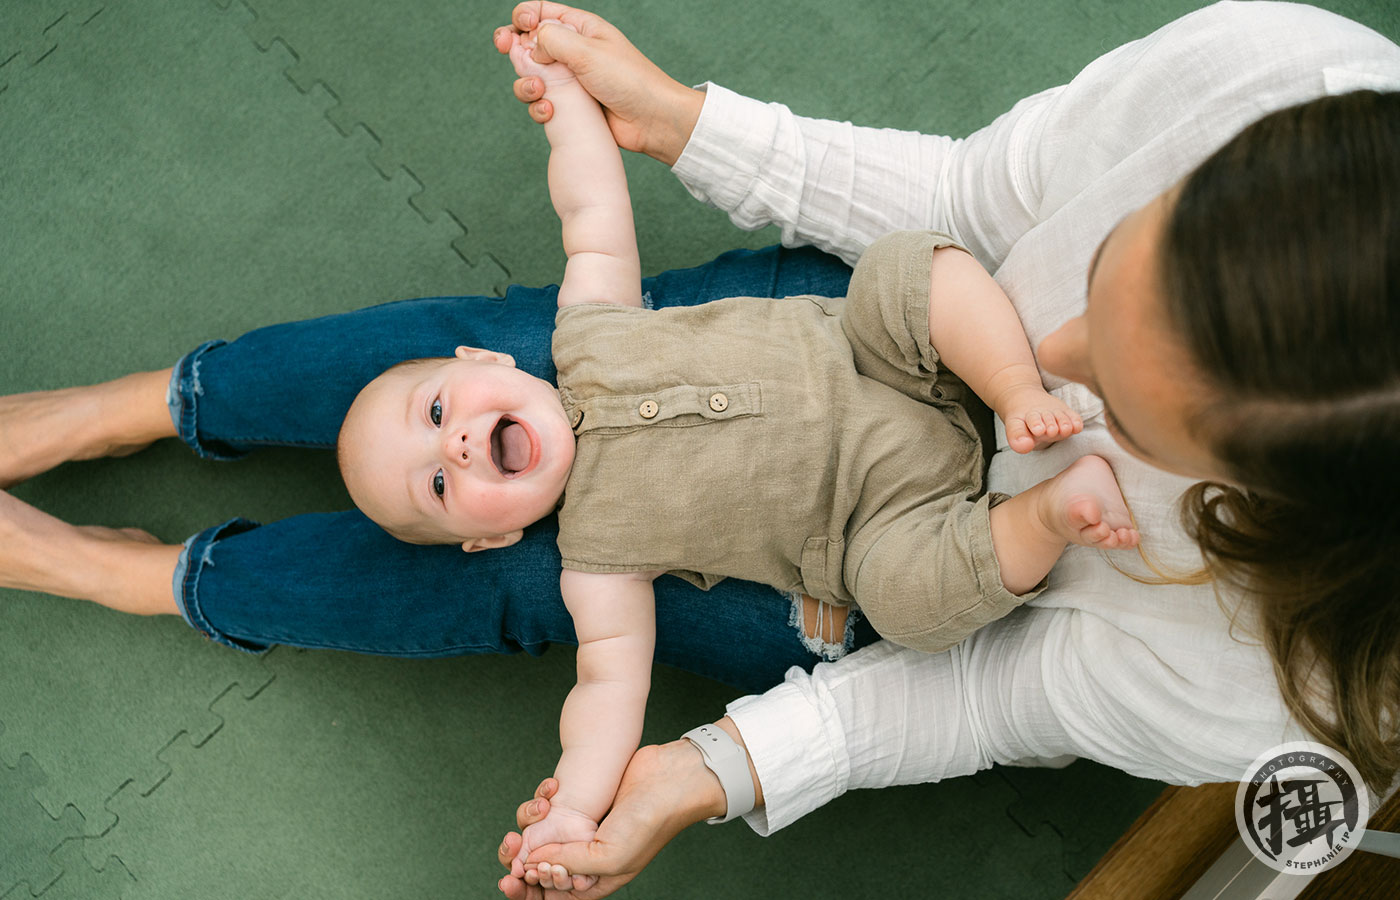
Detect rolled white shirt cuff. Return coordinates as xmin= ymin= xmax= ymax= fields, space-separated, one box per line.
xmin=724 ymin=666 xmax=852 ymax=836
xmin=670 ymin=82 xmax=788 ymax=216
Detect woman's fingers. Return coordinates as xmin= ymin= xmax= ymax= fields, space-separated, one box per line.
xmin=512 ymin=2 xmax=618 ymax=41
xmin=514 ymin=777 xmax=559 ymax=830
xmin=499 ymin=832 xmax=523 ymax=868
xmin=492 ymin=26 xmax=514 ymax=55
xmin=513 ymin=76 xmax=544 ymax=104
xmin=497 ymin=833 xmax=540 ymax=897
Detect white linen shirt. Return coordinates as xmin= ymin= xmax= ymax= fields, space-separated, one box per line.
xmin=670 ymin=0 xmax=1400 ymax=835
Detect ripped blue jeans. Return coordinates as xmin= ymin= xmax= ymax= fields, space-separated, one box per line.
xmin=166 ymin=245 xmax=877 ymax=694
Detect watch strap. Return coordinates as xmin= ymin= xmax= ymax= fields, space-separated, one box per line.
xmin=682 ymin=724 xmax=757 ymax=824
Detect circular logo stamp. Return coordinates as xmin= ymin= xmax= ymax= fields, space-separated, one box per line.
xmin=1235 ymin=741 xmax=1369 ymax=873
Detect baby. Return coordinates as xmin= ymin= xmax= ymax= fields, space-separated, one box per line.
xmin=336 ymin=22 xmax=1138 ymax=887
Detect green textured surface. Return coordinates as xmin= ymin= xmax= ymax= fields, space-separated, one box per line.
xmin=2 ymin=1 xmax=1397 ymax=898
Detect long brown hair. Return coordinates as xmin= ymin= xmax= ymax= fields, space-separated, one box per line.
xmin=1159 ymin=90 xmax=1400 ymax=792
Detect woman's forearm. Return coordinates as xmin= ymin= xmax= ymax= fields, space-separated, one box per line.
xmin=670 ymin=83 xmax=1047 ymax=270
xmin=642 ymin=82 xmax=705 ymax=168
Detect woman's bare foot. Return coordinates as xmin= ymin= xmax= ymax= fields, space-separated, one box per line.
xmin=1039 ymin=455 xmax=1139 ymax=550
xmin=0 ymin=489 xmax=180 ymax=615
xmin=0 ymin=368 xmax=177 ymax=488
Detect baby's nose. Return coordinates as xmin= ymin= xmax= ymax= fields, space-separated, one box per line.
xmin=446 ymin=430 xmax=472 ymax=467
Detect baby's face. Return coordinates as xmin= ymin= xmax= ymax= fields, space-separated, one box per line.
xmin=339 ymin=347 xmax=575 ymax=550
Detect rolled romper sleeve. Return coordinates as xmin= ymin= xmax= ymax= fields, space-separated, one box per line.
xmin=673 ymin=0 xmax=1400 ymax=834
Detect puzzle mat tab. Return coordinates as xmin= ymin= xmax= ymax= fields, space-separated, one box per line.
xmin=72 ymin=647 xmax=1073 ymax=900
xmin=75 ymin=647 xmax=656 ymax=899
xmin=221 ymin=0 xmax=1223 ymax=287
xmin=0 ymin=749 xmax=82 ymax=896
xmin=0 ymin=0 xmax=503 ymax=399
xmin=995 ymin=760 xmax=1167 ymax=883
xmin=0 ymin=2 xmax=107 ymax=97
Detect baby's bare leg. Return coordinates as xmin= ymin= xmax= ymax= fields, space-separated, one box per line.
xmin=925 ymin=249 xmax=1080 ymax=453
xmin=989 ymin=455 xmax=1138 ymax=595
xmin=0 ymin=490 xmax=181 ymax=615
xmin=0 ymin=368 xmax=176 ymax=488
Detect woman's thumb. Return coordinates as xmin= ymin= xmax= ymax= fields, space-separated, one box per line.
xmin=533 ymin=22 xmax=592 ymax=70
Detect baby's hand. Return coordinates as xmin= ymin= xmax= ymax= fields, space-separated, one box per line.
xmin=998 ymin=385 xmax=1083 ymax=453
xmin=512 ymin=802 xmax=600 ymax=892
xmin=500 ymin=21 xmax=579 ymax=89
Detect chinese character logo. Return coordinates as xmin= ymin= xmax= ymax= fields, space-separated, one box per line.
xmin=1236 ymin=742 xmax=1370 ymax=873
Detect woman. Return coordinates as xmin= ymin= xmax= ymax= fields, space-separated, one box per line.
xmin=479 ymin=1 xmax=1400 ymax=895
xmin=0 ymin=1 xmax=1396 ymax=895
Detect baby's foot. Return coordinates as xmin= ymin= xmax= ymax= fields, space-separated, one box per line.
xmin=0 ymin=370 xmax=172 ymax=488
xmin=999 ymin=385 xmax=1083 ymax=454
xmin=1038 ymin=455 xmax=1139 ymax=550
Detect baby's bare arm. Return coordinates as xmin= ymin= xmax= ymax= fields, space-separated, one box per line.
xmin=553 ymin=568 xmax=657 ymax=821
xmin=508 ymin=30 xmax=641 ymax=308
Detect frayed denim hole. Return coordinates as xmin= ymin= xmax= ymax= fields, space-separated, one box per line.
xmin=786 ymin=590 xmax=852 ymax=662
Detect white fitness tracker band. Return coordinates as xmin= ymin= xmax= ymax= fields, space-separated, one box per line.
xmin=681 ymin=723 xmax=757 ymax=824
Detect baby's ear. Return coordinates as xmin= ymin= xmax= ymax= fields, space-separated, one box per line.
xmin=454 ymin=346 xmax=517 ymax=368
xmin=461 ymin=530 xmax=524 ymax=553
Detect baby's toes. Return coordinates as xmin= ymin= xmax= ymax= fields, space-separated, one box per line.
xmin=1112 ymin=527 xmax=1141 ymax=550
xmin=573 ymin=874 xmax=600 ymax=891
xmin=1005 ymin=418 xmax=1036 ymax=454
xmin=1065 ymin=496 xmax=1102 ymax=531
xmin=1025 ymin=410 xmax=1048 ymax=436
xmin=1078 ymin=520 xmax=1113 ymax=545
xmin=1055 ymin=408 xmax=1081 ymax=437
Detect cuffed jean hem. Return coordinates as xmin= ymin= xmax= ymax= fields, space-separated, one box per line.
xmin=168 ymin=339 xmax=247 ymax=461
xmin=173 ymin=517 xmax=271 ymax=654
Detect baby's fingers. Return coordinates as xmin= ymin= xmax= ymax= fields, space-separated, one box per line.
xmin=534 ymin=863 xmax=573 ymax=891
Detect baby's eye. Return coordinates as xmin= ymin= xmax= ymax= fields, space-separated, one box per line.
xmin=433 ymin=470 xmax=445 ymax=498
xmin=430 ymin=398 xmax=443 ymax=427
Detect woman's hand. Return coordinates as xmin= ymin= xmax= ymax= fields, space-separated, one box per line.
xmin=492 ymin=2 xmax=705 ymax=166
xmin=497 ymin=740 xmax=727 ymax=898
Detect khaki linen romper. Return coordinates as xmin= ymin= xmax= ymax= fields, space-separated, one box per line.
xmin=552 ymin=231 xmax=1043 ymax=654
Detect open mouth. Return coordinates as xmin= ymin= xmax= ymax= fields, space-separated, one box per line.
xmin=489 ymin=415 xmax=538 ymax=479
